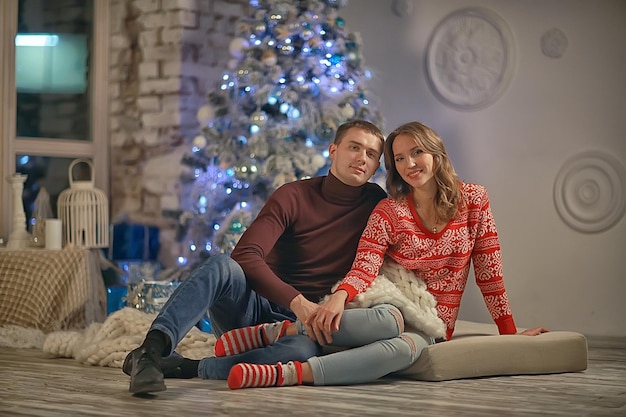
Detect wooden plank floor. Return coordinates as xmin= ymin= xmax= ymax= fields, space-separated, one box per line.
xmin=0 ymin=337 xmax=624 ymax=417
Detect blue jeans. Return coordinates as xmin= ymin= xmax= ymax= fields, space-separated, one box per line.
xmin=297 ymin=304 xmax=434 ymax=385
xmin=149 ymin=254 xmax=321 ymax=379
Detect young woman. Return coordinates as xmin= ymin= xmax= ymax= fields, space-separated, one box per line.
xmin=214 ymin=121 xmax=548 ymax=389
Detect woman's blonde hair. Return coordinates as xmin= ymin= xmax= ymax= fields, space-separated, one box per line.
xmin=384 ymin=121 xmax=463 ymax=222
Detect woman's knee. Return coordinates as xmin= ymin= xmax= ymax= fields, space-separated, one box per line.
xmin=372 ymin=304 xmax=404 ymax=335
xmin=335 ymin=304 xmax=404 ymax=343
xmin=370 ymin=334 xmax=425 ymax=373
xmin=397 ymin=332 xmax=430 ymax=365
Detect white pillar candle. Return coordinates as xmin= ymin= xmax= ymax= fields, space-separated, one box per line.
xmin=45 ymin=219 xmax=63 ymax=250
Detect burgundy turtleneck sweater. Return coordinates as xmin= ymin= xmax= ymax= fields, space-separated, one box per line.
xmin=230 ymin=172 xmax=387 ymax=308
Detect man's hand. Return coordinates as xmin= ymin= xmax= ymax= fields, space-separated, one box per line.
xmin=289 ymin=294 xmax=319 ymax=324
xmin=518 ymin=326 xmax=550 ymax=336
xmin=305 ymin=290 xmax=348 ymax=345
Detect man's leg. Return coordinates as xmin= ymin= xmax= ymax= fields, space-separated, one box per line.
xmin=127 ymin=254 xmax=291 ymax=394
xmin=198 ymin=335 xmax=322 ymax=379
xmin=150 ymin=253 xmax=269 ymax=351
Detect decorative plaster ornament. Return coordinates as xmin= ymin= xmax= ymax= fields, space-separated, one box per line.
xmin=426 ymin=8 xmax=515 ymax=111
xmin=392 ymin=0 xmax=413 ymax=17
xmin=554 ymin=150 xmax=626 ymax=233
xmin=541 ymin=28 xmax=568 ymax=58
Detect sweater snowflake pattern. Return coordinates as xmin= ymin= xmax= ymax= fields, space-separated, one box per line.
xmin=336 ymin=182 xmax=517 ymax=340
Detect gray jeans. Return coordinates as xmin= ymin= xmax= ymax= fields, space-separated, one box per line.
xmin=296 ymin=304 xmax=433 ymax=386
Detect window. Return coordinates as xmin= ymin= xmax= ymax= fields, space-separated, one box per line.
xmin=0 ymin=0 xmax=109 ymax=241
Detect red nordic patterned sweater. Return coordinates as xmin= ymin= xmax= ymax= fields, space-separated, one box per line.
xmin=336 ymin=182 xmax=517 ymax=340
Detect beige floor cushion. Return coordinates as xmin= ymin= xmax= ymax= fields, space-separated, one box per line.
xmin=397 ymin=320 xmax=588 ymax=381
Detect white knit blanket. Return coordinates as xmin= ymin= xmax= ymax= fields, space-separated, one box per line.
xmin=1 ymin=260 xmax=444 ymax=368
xmin=40 ymin=307 xmax=216 ymax=368
xmin=325 ymin=258 xmax=446 ymax=339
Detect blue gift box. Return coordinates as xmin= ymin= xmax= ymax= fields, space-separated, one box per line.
xmin=106 ymin=285 xmax=128 ymax=315
xmin=104 ymin=223 xmax=159 ymax=261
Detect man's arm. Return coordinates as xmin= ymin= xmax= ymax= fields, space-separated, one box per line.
xmin=230 ymin=185 xmax=301 ymax=308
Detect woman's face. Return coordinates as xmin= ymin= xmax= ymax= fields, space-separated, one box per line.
xmin=392 ymin=133 xmax=435 ymax=190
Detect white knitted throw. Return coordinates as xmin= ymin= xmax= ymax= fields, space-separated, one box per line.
xmin=324 ymin=258 xmax=446 ymax=339
xmin=1 ymin=260 xmax=445 ymax=368
xmin=40 ymin=307 xmax=216 ymax=368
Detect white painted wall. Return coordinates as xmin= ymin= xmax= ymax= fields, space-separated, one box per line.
xmin=344 ymin=0 xmax=626 ymax=337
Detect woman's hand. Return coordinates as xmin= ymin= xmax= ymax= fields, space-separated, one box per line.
xmin=518 ymin=326 xmax=550 ymax=336
xmin=305 ymin=290 xmax=348 ymax=345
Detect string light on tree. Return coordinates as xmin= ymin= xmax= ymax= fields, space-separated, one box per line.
xmin=176 ymin=0 xmax=383 ymax=266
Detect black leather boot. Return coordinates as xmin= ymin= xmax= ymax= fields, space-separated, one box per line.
xmin=123 ymin=350 xmax=187 ymax=379
xmin=126 ymin=347 xmax=166 ymax=395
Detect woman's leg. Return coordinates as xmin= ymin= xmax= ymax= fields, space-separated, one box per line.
xmin=215 ymin=304 xmax=402 ymax=356
xmin=306 ymin=331 xmax=430 ymax=385
xmin=227 ymin=331 xmax=432 ymax=389
xmin=298 ymin=304 xmax=404 ymax=348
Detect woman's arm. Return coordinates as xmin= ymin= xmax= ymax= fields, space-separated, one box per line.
xmin=470 ymin=186 xmax=517 ymax=335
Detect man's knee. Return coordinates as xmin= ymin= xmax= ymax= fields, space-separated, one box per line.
xmin=201 ymin=253 xmax=238 ymax=273
xmin=193 ymin=254 xmax=244 ymax=286
xmin=271 ymin=335 xmax=322 ymax=362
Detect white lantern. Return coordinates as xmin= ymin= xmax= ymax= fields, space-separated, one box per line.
xmin=57 ymin=158 xmax=109 ymax=248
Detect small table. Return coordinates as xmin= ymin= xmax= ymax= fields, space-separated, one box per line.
xmin=0 ymin=247 xmax=106 ymax=332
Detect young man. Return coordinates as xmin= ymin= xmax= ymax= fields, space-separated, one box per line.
xmin=125 ymin=120 xmax=386 ymax=394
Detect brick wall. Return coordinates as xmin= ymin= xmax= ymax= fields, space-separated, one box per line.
xmin=108 ymin=0 xmax=247 ymax=267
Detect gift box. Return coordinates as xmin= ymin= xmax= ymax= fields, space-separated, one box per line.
xmin=125 ymin=281 xmax=180 ymax=314
xmin=117 ymin=260 xmax=161 ymax=285
xmin=105 ymin=223 xmax=159 ymax=261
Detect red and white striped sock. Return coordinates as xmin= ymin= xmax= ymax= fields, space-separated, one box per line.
xmin=214 ymin=320 xmax=291 ymax=357
xmin=227 ymin=361 xmax=303 ymax=390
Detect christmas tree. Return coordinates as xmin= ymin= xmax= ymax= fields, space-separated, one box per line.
xmin=177 ymin=0 xmax=383 ymax=266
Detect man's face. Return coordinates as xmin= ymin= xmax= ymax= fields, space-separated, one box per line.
xmin=328 ymin=127 xmax=382 ymax=187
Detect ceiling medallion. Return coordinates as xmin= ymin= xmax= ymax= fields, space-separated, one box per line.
xmin=425 ymin=8 xmax=516 ymax=111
